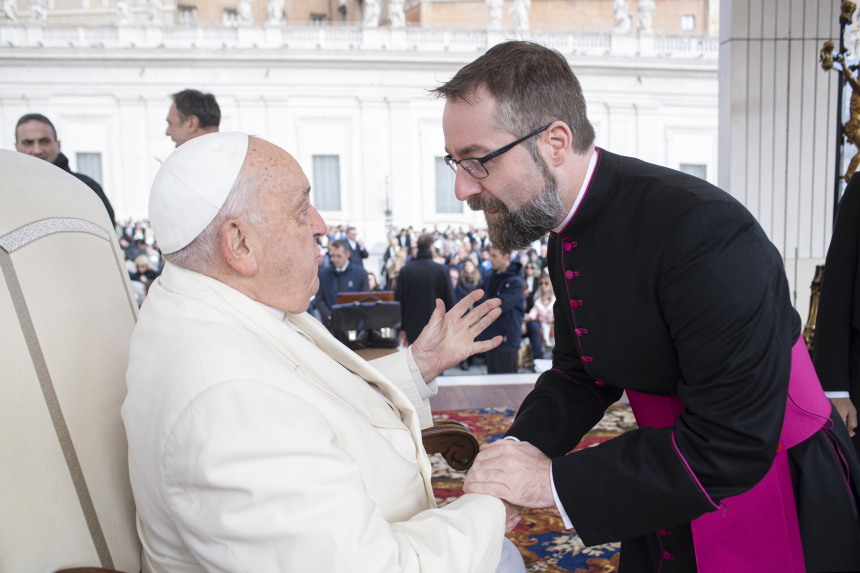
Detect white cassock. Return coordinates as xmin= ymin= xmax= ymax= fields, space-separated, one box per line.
xmin=122 ymin=262 xmax=511 ymax=573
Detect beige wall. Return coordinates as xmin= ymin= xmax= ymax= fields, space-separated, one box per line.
xmin=11 ymin=0 xmax=713 ymax=31
xmin=418 ymin=0 xmax=709 ymax=32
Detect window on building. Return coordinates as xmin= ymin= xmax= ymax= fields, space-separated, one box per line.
xmin=222 ymin=7 xmax=238 ymax=25
xmin=679 ymin=163 xmax=707 ymax=180
xmin=177 ymin=4 xmax=197 ymax=25
xmin=310 ymin=13 xmax=328 ymax=25
xmin=435 ymin=157 xmax=462 ymax=214
xmin=76 ymin=152 xmax=103 ymax=187
xmin=313 ymin=155 xmax=341 ymax=211
xmin=681 ymin=14 xmax=695 ymax=31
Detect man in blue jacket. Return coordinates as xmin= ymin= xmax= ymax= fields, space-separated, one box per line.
xmin=316 ymin=240 xmax=370 ymax=327
xmin=477 ymin=244 xmax=525 ymax=373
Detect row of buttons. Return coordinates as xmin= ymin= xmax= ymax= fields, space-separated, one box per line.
xmin=563 ymin=238 xmax=609 ymax=388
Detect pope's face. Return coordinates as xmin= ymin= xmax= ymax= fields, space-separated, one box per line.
xmin=245 ymin=141 xmax=326 ymax=313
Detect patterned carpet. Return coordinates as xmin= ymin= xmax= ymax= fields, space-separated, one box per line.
xmin=430 ymin=404 xmax=638 ymax=573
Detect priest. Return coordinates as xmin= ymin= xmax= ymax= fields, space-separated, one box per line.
xmin=122 ymin=132 xmax=526 ymax=573
xmin=436 ymin=41 xmax=860 ymax=572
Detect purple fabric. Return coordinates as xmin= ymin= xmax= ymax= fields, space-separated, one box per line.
xmin=626 ymin=337 xmax=827 ymax=573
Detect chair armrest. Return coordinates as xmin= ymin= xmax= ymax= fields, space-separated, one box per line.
xmin=421 ymin=420 xmax=479 ymax=471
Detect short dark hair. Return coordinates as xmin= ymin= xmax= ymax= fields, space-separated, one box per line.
xmin=15 ymin=113 xmax=57 ymax=142
xmin=171 ymin=89 xmax=221 ymax=128
xmin=487 ymin=243 xmax=510 ymax=257
xmin=329 ymin=239 xmax=350 ymax=253
xmin=430 ymin=41 xmax=595 ymax=155
xmin=417 ymin=234 xmax=435 ymax=252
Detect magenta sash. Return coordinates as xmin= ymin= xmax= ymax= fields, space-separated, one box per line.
xmin=627 ymin=337 xmax=833 ymax=573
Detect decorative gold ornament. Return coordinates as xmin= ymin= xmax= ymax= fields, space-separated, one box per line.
xmin=843 ymin=1 xmax=857 ymax=22
xmin=803 ymin=265 xmax=824 ymax=353
xmin=821 ymin=41 xmax=835 ymax=70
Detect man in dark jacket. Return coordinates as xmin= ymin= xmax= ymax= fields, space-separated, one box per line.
xmin=316 ymin=240 xmax=370 ymax=327
xmin=476 ymin=244 xmax=524 ymax=374
xmin=395 ymin=234 xmax=454 ymax=345
xmin=437 ymin=41 xmax=860 ymax=571
xmin=346 ymin=227 xmax=369 ymax=268
xmin=814 ymin=173 xmax=860 ymax=458
xmin=15 ymin=113 xmax=115 ymax=226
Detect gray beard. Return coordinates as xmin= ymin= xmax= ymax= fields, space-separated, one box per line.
xmin=467 ymin=163 xmax=564 ymax=253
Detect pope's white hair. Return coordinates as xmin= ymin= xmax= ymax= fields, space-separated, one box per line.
xmin=163 ymin=155 xmax=264 ymax=275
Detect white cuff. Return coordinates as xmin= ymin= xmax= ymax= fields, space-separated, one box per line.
xmin=503 ymin=436 xmax=520 ymax=441
xmin=550 ymin=462 xmax=574 ymax=530
xmin=824 ymin=391 xmax=852 ymax=399
xmin=407 ymin=347 xmax=438 ymax=400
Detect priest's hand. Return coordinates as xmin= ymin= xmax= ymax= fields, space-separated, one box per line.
xmin=831 ymin=397 xmax=857 ymax=437
xmin=463 ymin=440 xmax=555 ymax=509
xmin=410 ymin=289 xmax=502 ymax=382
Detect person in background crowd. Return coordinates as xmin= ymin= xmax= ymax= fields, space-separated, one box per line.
xmin=382 ymin=237 xmax=400 ymax=278
xmin=315 ymin=239 xmax=370 ymax=327
xmin=165 ymin=89 xmax=220 ymax=148
xmin=475 ymin=245 xmax=525 ymax=374
xmin=537 ymin=243 xmax=548 ymax=270
xmin=345 ymin=226 xmax=369 ymax=268
xmin=367 ymin=272 xmax=382 ymax=292
xmin=523 ymin=275 xmax=555 ymax=361
xmin=523 ymin=262 xmax=539 ymax=312
xmin=460 ymin=259 xmax=483 ymax=294
xmin=15 ymin=113 xmax=116 ymax=227
xmin=386 ymin=248 xmax=408 ymax=291
xmin=395 ymin=234 xmax=456 ymax=346
xmin=130 ymin=253 xmax=160 ymax=285
xmin=450 ymin=267 xmax=469 ymax=304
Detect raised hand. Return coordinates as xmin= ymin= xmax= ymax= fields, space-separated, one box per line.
xmin=410 ymin=289 xmax=503 ymax=382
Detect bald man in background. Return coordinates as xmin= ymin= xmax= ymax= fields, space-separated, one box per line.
xmin=15 ymin=113 xmax=115 ymax=226
xmin=122 ymin=132 xmax=525 ymax=573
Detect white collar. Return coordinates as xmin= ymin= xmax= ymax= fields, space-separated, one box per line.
xmin=258 ymin=302 xmax=286 ymax=321
xmin=554 ymin=148 xmax=599 ymax=233
xmin=334 ymin=260 xmax=350 ymax=273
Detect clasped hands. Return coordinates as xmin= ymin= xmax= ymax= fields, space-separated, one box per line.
xmin=408 ymin=291 xmax=556 ymax=532
xmin=464 ymin=439 xmax=555 ymax=533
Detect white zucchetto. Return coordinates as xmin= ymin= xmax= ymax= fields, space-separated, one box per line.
xmin=148 ymin=131 xmax=250 ymax=254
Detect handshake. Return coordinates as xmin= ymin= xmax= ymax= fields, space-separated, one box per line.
xmin=463 ymin=438 xmax=557 ymax=532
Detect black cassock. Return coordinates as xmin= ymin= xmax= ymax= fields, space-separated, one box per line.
xmin=505 ymin=149 xmax=860 ymax=572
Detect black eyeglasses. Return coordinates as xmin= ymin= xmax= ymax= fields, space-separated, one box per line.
xmin=444 ymin=124 xmax=551 ymax=179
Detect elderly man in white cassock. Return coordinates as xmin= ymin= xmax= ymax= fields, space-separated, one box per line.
xmin=122 ymin=132 xmax=526 ymax=573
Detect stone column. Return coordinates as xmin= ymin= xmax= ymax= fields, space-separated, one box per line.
xmin=719 ymin=0 xmax=840 ymax=316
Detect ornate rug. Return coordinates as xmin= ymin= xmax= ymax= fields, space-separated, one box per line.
xmin=430 ymin=404 xmax=637 ymax=573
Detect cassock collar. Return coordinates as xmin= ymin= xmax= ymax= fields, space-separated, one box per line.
xmin=552 ymin=147 xmax=618 ymax=239
xmin=554 ymin=148 xmax=599 ymax=233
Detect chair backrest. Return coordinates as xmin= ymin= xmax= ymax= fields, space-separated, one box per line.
xmin=0 ymin=151 xmax=141 ymax=572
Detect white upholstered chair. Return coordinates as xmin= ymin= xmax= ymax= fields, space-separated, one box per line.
xmin=0 ymin=150 xmax=141 ymax=573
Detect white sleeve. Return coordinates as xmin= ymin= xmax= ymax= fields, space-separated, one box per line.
xmin=162 ymin=380 xmax=505 ymax=573
xmin=825 ymin=391 xmax=852 ymax=399
xmin=370 ymin=350 xmax=435 ymax=429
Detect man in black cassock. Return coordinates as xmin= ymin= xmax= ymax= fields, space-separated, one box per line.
xmin=435 ymin=41 xmax=860 ymax=572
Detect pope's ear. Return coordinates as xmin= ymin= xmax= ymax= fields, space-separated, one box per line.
xmin=219 ymin=219 xmax=258 ymax=276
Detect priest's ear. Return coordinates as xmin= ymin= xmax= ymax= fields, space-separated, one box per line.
xmin=219 ymin=218 xmax=259 ymax=276
xmin=544 ymin=120 xmax=573 ymax=168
